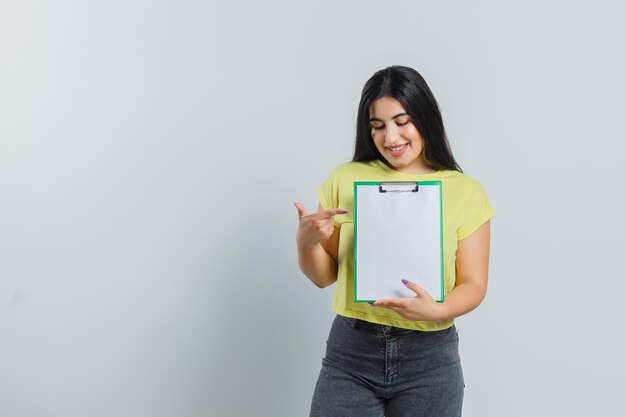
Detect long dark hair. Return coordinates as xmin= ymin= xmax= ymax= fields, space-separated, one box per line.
xmin=352 ymin=65 xmax=462 ymax=172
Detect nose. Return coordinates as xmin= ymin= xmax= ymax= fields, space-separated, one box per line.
xmin=384 ymin=124 xmax=400 ymax=146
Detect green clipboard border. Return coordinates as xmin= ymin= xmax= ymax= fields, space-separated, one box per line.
xmin=353 ymin=180 xmax=445 ymax=303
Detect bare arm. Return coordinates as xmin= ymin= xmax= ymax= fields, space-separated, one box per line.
xmin=438 ymin=220 xmax=491 ymax=320
xmin=295 ymin=202 xmax=343 ymax=288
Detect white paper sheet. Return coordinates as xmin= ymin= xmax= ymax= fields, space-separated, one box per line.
xmin=355 ymin=182 xmax=443 ymax=302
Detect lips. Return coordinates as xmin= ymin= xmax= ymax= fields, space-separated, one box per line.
xmin=385 ymin=143 xmax=408 ymax=157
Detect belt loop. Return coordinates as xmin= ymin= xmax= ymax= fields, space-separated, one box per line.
xmin=351 ymin=318 xmax=358 ymax=329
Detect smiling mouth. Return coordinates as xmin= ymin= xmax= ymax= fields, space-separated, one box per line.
xmin=385 ymin=143 xmax=408 ymax=156
xmin=385 ymin=144 xmax=408 ymax=152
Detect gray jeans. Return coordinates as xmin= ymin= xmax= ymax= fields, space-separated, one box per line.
xmin=309 ymin=315 xmax=464 ymax=417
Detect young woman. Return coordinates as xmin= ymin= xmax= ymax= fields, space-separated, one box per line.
xmin=294 ymin=65 xmax=494 ymax=417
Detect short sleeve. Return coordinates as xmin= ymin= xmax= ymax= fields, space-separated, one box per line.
xmin=316 ymin=169 xmax=341 ymax=228
xmin=457 ymin=181 xmax=496 ymax=240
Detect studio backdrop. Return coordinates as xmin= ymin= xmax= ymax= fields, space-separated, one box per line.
xmin=1 ymin=1 xmax=625 ymax=416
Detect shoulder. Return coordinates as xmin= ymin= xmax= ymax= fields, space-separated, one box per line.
xmin=441 ymin=169 xmax=476 ymax=182
xmin=324 ymin=160 xmax=381 ymax=180
xmin=443 ymin=170 xmax=486 ymax=188
xmin=441 ymin=170 xmax=491 ymax=199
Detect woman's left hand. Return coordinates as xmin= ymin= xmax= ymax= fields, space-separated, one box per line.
xmin=371 ymin=280 xmax=447 ymax=322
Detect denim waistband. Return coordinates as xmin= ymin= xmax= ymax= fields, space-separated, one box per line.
xmin=337 ymin=315 xmax=455 ymax=336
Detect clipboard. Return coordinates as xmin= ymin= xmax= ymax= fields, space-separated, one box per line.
xmin=353 ymin=181 xmax=444 ymax=302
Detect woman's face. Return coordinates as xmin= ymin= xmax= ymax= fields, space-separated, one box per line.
xmin=369 ymin=96 xmax=430 ymax=174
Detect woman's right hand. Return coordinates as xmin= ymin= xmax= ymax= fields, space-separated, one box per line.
xmin=294 ymin=202 xmax=347 ymax=250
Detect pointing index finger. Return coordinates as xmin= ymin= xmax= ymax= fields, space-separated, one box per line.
xmin=315 ymin=208 xmax=349 ymax=219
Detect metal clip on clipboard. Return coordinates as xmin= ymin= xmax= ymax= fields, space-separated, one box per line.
xmin=378 ymin=182 xmax=419 ymax=193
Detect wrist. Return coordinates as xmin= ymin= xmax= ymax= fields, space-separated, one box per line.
xmin=434 ymin=301 xmax=451 ymax=321
xmin=296 ymin=239 xmax=320 ymax=252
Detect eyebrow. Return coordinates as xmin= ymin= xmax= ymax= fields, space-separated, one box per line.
xmin=369 ymin=112 xmax=408 ymax=122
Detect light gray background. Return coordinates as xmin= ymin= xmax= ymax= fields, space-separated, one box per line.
xmin=1 ymin=1 xmax=625 ymax=416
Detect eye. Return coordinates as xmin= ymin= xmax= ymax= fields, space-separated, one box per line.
xmin=370 ymin=119 xmax=410 ymax=130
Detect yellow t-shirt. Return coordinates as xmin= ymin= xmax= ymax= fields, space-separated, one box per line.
xmin=316 ymin=160 xmax=495 ymax=331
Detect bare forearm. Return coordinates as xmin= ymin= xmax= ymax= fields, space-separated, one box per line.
xmin=297 ymin=243 xmax=338 ymax=288
xmin=439 ymin=281 xmax=487 ymax=321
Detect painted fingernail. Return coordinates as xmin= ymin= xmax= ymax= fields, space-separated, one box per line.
xmin=401 ymin=279 xmax=409 ymax=285
xmin=369 ymin=301 xmax=377 ymax=306
xmin=339 ymin=210 xmax=349 ymax=214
